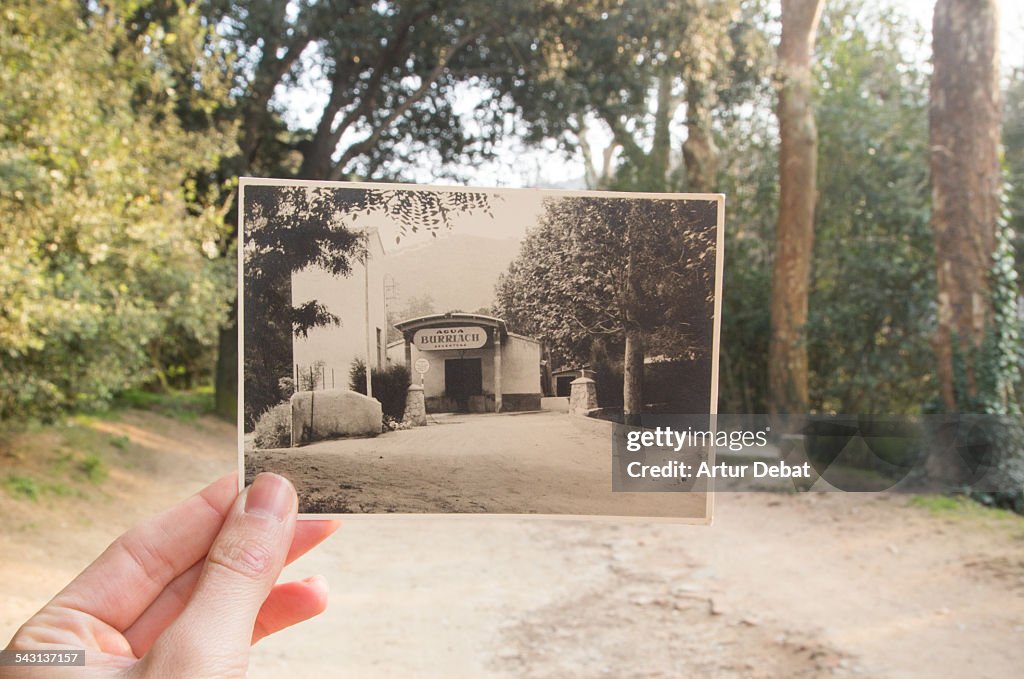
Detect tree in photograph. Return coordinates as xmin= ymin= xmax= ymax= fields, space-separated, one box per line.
xmin=495 ymin=197 xmax=717 ymax=422
xmin=929 ymin=0 xmax=1008 ymax=412
xmin=768 ymin=0 xmax=824 ymax=415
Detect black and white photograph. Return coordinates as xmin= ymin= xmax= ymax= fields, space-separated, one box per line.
xmin=240 ymin=178 xmax=723 ymax=519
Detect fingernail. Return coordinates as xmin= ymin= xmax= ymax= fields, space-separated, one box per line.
xmin=245 ymin=473 xmax=294 ymax=521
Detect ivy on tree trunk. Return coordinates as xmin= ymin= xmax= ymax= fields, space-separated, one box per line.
xmin=929 ymin=0 xmax=1003 ymax=412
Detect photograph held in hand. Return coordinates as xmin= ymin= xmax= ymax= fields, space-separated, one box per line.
xmin=240 ymin=179 xmax=724 ymax=520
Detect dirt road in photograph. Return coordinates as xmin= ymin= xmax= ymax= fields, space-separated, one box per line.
xmin=2 ymin=411 xmax=1022 ymax=677
xmin=247 ymin=411 xmax=708 ymax=518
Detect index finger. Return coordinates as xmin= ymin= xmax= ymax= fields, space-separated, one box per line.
xmin=48 ymin=473 xmax=239 ymax=631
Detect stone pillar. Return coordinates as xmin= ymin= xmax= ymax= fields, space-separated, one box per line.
xmin=403 ymin=383 xmax=427 ymax=426
xmin=568 ymin=377 xmax=598 ymax=416
xmin=493 ymin=331 xmax=503 ymax=413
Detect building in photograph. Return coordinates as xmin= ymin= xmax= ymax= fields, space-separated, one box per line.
xmin=291 ymin=228 xmax=388 ymax=394
xmin=387 ymin=312 xmax=542 ymax=413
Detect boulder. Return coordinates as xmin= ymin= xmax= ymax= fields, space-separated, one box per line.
xmin=290 ymin=389 xmax=382 ymax=445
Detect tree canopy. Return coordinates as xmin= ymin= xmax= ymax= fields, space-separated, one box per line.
xmin=0 ymin=0 xmax=234 ymax=418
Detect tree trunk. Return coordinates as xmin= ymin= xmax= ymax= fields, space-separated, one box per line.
xmin=929 ymin=0 xmax=1002 ymax=411
xmin=623 ymin=212 xmax=644 ymax=425
xmin=683 ymin=75 xmax=718 ymax=193
xmin=768 ymin=0 xmax=824 ymax=415
xmin=648 ymin=71 xmax=674 ymax=191
xmin=623 ymin=324 xmax=645 ymax=426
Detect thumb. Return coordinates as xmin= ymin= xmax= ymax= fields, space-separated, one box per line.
xmin=140 ymin=473 xmax=297 ymax=678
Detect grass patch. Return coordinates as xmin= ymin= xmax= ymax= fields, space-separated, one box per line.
xmin=3 ymin=475 xmax=82 ymax=501
xmin=46 ymin=482 xmax=76 ymax=497
xmin=111 ymin=386 xmax=214 ymax=422
xmin=80 ymin=454 xmax=108 ymax=483
xmin=60 ymin=419 xmax=108 ymax=456
xmin=51 ymin=450 xmax=74 ymax=472
xmin=4 ymin=475 xmax=40 ymax=500
xmin=909 ymin=494 xmax=1021 ymax=522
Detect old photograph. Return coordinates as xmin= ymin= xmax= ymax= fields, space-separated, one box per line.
xmin=240 ymin=179 xmax=723 ymax=519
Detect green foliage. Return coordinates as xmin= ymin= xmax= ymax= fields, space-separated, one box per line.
xmin=961 ymin=196 xmax=1022 ymax=416
xmin=252 ymin=402 xmax=291 ymax=450
xmin=719 ymin=0 xmax=938 ymax=415
xmin=349 ymin=359 xmax=411 ymax=421
xmin=111 ymin=386 xmax=214 ymax=421
xmin=79 ymin=454 xmax=108 ymax=483
xmin=1005 ymin=69 xmax=1024 ymax=275
xmin=909 ymin=494 xmax=1023 ymax=523
xmin=204 ymin=0 xmax=574 ymax=182
xmin=716 ymin=113 xmax=776 ymax=414
xmin=4 ymin=475 xmax=40 ymax=501
xmin=0 ymin=0 xmax=235 ymax=420
xmin=502 ymin=0 xmax=768 ymax=192
xmin=806 ymin=0 xmax=936 ymax=414
xmin=952 ymin=196 xmax=1024 ymax=513
xmin=2 ymin=474 xmax=78 ymax=501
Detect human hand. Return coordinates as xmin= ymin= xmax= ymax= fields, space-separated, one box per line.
xmin=3 ymin=472 xmax=338 ymax=677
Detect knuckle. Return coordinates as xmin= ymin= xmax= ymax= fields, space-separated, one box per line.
xmin=114 ymin=530 xmax=178 ymax=587
xmin=206 ymin=534 xmax=275 ymax=580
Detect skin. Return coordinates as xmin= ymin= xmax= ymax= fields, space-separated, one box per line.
xmin=3 ymin=472 xmax=339 ymax=677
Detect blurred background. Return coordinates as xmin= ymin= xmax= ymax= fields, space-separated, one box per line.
xmin=2 ymin=0 xmax=1023 ymax=676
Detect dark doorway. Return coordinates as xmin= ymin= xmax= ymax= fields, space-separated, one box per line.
xmin=445 ymin=358 xmax=483 ymax=412
xmin=555 ymin=375 xmax=575 ymax=397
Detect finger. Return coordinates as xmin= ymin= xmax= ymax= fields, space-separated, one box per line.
xmin=252 ymin=575 xmax=330 ymax=644
xmin=49 ymin=473 xmax=239 ymax=631
xmin=122 ymin=520 xmax=339 ymax=655
xmin=140 ymin=473 xmax=297 ymax=677
xmin=287 ymin=520 xmax=341 ymax=562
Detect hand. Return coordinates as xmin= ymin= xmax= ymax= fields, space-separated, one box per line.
xmin=4 ymin=472 xmax=338 ymax=677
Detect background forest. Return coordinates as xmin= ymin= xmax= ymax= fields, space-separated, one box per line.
xmin=2 ymin=0 xmax=1021 ymax=426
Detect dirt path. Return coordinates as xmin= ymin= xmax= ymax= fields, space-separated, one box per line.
xmin=248 ymin=411 xmax=707 ymax=518
xmin=2 ymin=412 xmax=1022 ymax=677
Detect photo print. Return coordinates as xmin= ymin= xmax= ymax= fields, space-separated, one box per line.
xmin=239 ymin=178 xmax=724 ymax=520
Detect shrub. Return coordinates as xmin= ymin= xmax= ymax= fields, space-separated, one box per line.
xmin=383 ymin=415 xmax=412 ymax=431
xmin=350 ymin=360 xmax=411 ymax=420
xmin=253 ymin=402 xmax=291 ymax=449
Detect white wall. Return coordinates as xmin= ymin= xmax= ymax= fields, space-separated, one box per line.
xmin=291 ymin=231 xmax=388 ymax=391
xmin=502 ymin=334 xmax=542 ymax=394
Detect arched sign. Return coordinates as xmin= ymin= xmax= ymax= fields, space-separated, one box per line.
xmin=413 ymin=326 xmax=487 ymax=351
